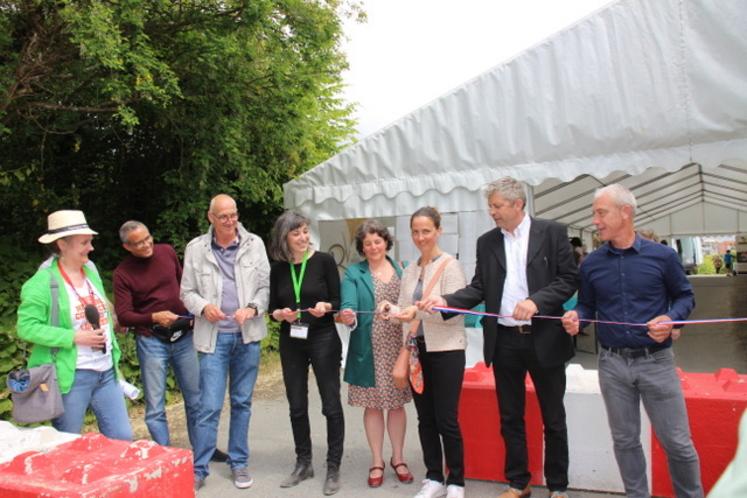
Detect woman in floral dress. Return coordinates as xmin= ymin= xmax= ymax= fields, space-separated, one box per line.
xmin=340 ymin=219 xmax=414 ymax=488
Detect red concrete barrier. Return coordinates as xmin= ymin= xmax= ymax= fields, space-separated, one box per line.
xmin=0 ymin=433 xmax=193 ymax=497
xmin=652 ymin=368 xmax=747 ymax=497
xmin=459 ymin=362 xmax=544 ymax=484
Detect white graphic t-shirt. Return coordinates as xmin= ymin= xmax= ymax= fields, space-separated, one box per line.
xmin=64 ymin=281 xmax=113 ymax=371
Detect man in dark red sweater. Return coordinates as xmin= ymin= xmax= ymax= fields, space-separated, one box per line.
xmin=114 ymin=220 xmax=225 ymax=460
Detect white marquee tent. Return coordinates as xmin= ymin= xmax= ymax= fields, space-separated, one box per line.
xmin=285 ymin=0 xmax=747 ymax=263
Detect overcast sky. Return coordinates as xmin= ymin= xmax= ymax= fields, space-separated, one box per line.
xmin=340 ymin=0 xmax=611 ymax=139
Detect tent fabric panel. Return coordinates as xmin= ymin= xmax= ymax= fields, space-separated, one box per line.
xmin=285 ymin=0 xmax=747 ymax=222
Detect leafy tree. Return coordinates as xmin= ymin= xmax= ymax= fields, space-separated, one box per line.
xmin=0 ymin=0 xmax=361 ymax=267
xmin=0 ymin=0 xmax=363 ymax=420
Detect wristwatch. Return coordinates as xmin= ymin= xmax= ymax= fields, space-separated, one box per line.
xmin=246 ymin=302 xmax=258 ymax=313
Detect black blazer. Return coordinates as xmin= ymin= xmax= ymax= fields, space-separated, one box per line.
xmin=445 ymin=217 xmax=578 ymax=368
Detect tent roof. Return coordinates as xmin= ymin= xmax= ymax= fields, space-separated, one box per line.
xmin=534 ymin=162 xmax=747 ymax=235
xmin=285 ymin=0 xmax=747 ymax=230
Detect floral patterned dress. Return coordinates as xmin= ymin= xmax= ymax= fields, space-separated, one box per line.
xmin=348 ymin=273 xmax=412 ymax=409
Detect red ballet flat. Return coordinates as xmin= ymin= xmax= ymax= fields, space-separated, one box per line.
xmin=390 ymin=458 xmax=414 ymax=484
xmin=368 ymin=464 xmax=385 ymax=488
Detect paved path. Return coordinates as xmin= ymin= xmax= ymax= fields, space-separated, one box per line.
xmin=196 ymin=385 xmax=620 ymax=498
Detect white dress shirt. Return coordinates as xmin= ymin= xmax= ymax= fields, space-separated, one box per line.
xmin=498 ymin=214 xmax=531 ymax=326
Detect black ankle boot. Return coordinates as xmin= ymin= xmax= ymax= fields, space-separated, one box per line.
xmin=323 ymin=465 xmax=340 ymax=496
xmin=280 ymin=460 xmax=314 ymax=488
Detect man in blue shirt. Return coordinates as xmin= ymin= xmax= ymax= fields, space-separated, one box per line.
xmin=561 ymin=184 xmax=703 ymax=498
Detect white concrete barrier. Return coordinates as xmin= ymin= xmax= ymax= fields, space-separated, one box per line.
xmin=565 ymin=363 xmax=652 ymax=493
xmin=0 ymin=420 xmax=79 ymax=463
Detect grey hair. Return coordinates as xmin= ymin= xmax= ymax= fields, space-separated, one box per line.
xmin=208 ymin=194 xmax=236 ymax=214
xmin=119 ymin=220 xmax=148 ymax=243
xmin=269 ymin=211 xmax=311 ymax=262
xmin=595 ymin=184 xmax=637 ymax=214
xmin=484 ymin=177 xmax=526 ymax=206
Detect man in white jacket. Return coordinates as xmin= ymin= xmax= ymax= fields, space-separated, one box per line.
xmin=181 ymin=194 xmax=270 ymax=492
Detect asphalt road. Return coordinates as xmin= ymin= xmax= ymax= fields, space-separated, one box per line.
xmin=194 ymin=386 xmax=621 ymax=498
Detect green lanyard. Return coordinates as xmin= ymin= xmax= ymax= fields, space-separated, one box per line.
xmin=289 ymin=251 xmax=309 ymax=320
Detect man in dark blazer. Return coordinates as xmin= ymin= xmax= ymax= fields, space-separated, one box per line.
xmin=422 ymin=177 xmax=578 ymax=498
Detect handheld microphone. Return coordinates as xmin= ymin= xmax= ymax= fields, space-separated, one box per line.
xmin=84 ymin=304 xmax=106 ymax=354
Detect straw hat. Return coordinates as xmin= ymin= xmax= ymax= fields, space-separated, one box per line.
xmin=38 ymin=210 xmax=98 ymax=244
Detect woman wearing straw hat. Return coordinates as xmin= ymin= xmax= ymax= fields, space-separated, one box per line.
xmin=16 ymin=210 xmax=132 ymax=439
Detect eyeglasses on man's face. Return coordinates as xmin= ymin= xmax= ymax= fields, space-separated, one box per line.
xmin=215 ymin=212 xmax=239 ymax=223
xmin=128 ymin=234 xmax=153 ymax=249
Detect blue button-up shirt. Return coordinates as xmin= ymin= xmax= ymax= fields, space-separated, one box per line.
xmin=576 ymin=235 xmax=694 ymax=348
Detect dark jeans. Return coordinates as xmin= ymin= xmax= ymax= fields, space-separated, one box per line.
xmin=279 ymin=327 xmax=344 ymax=467
xmin=412 ymin=339 xmax=465 ymax=486
xmin=492 ymin=329 xmax=569 ymax=492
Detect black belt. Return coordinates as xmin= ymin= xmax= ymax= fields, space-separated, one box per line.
xmin=498 ymin=324 xmax=532 ymax=334
xmin=601 ymin=343 xmax=669 ymax=359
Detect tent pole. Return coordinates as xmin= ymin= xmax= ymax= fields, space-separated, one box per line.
xmin=526 ymin=184 xmax=535 ymax=217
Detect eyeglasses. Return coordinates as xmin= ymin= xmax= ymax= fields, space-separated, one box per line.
xmin=128 ymin=234 xmax=153 ymax=249
xmin=215 ymin=212 xmax=239 ymax=223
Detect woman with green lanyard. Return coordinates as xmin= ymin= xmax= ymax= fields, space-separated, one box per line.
xmin=269 ymin=211 xmax=344 ymax=496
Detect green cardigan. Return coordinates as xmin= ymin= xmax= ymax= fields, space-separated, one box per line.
xmin=341 ymin=257 xmax=403 ymax=387
xmin=16 ymin=258 xmax=122 ymax=394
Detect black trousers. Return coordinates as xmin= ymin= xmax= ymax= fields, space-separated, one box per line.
xmin=279 ymin=327 xmax=345 ymax=467
xmin=412 ymin=339 xmax=466 ymax=486
xmin=492 ymin=329 xmax=569 ymax=491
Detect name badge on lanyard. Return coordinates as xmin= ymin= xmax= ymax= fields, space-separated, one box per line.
xmin=290 ymin=322 xmax=309 ymax=339
xmin=289 ymin=251 xmax=310 ymax=340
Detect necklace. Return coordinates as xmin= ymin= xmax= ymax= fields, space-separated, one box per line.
xmin=370 ymin=261 xmax=389 ymax=278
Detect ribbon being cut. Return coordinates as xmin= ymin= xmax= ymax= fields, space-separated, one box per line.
xmin=297 ymin=306 xmax=747 ymax=327
xmin=290 ymin=306 xmax=747 ymax=329
xmin=430 ymin=305 xmax=747 ymax=328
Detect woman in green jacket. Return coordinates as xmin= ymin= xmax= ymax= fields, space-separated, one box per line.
xmin=339 ymin=219 xmax=413 ymax=488
xmin=16 ymin=210 xmax=131 ymax=440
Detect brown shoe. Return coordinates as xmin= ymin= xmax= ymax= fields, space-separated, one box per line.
xmin=498 ymin=486 xmax=531 ymax=498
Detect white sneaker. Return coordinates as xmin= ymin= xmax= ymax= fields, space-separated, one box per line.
xmin=414 ymin=479 xmax=447 ymax=498
xmin=446 ymin=484 xmax=465 ymax=498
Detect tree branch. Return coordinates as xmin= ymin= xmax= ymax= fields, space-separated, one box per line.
xmin=27 ymin=101 xmax=124 ymax=113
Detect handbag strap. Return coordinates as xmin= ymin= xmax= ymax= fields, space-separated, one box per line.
xmin=408 ymin=255 xmax=453 ymax=335
xmin=48 ymin=270 xmax=60 ymax=359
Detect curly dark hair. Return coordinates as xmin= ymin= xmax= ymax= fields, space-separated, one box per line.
xmin=354 ymin=219 xmax=393 ymax=256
